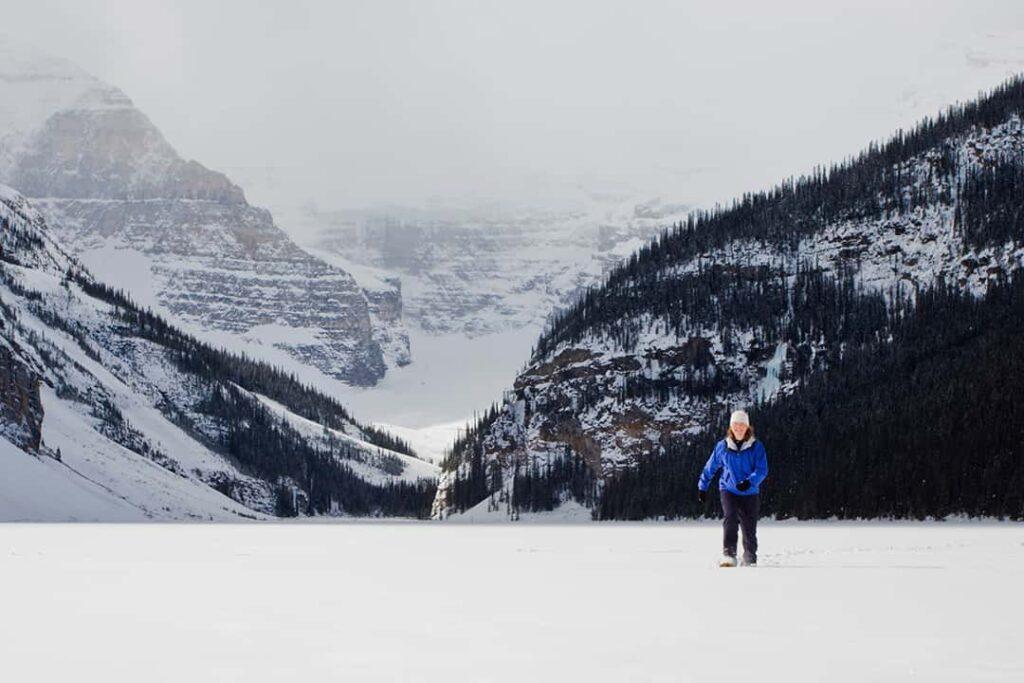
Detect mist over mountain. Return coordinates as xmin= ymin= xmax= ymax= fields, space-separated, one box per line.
xmin=0 ymin=43 xmax=409 ymax=388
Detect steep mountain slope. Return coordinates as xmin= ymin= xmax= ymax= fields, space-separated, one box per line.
xmin=0 ymin=43 xmax=408 ymax=386
xmin=434 ymin=77 xmax=1024 ymax=520
xmin=0 ymin=187 xmax=436 ymax=521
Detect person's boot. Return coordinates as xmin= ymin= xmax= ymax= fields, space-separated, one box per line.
xmin=741 ymin=554 xmax=757 ymax=567
xmin=719 ymin=553 xmax=737 ymax=568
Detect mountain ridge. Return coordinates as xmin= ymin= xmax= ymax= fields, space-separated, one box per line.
xmin=0 ymin=43 xmax=409 ymax=387
xmin=434 ymin=75 xmax=1024 ymax=520
xmin=0 ymin=185 xmax=436 ymax=521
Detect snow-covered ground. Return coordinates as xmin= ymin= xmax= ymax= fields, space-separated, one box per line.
xmin=2 ymin=522 xmax=1020 ymax=681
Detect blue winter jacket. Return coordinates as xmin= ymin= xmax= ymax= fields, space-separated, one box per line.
xmin=697 ymin=436 xmax=768 ymax=496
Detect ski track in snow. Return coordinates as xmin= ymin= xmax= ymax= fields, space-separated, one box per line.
xmin=1 ymin=522 xmax=1021 ymax=682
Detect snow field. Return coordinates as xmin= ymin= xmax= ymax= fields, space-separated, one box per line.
xmin=1 ymin=521 xmax=1020 ymax=682
xmin=0 ymin=439 xmax=143 ymax=522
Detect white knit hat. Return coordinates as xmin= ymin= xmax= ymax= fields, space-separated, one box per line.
xmin=730 ymin=409 xmax=750 ymax=425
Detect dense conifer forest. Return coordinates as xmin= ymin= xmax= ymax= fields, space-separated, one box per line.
xmin=599 ymin=273 xmax=1024 ymax=520
xmin=534 ymin=76 xmax=1024 ymax=359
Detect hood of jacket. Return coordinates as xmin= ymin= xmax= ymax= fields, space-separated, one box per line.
xmin=725 ymin=435 xmax=757 ymax=451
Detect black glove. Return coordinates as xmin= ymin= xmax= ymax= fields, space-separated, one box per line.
xmin=736 ymin=479 xmax=751 ymax=492
xmin=698 ymin=489 xmax=707 ymax=504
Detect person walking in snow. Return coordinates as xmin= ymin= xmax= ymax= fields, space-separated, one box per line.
xmin=697 ymin=409 xmax=768 ymax=567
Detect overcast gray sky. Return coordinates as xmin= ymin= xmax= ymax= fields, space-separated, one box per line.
xmin=6 ymin=0 xmax=1024 ymax=211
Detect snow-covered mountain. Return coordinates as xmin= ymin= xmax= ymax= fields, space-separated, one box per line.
xmin=0 ymin=186 xmax=436 ymax=521
xmin=0 ymin=43 xmax=408 ymax=386
xmin=281 ymin=198 xmax=690 ymax=337
xmin=434 ymin=77 xmax=1024 ymax=520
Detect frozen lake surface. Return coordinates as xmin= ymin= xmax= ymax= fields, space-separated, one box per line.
xmin=2 ymin=521 xmax=1021 ymax=682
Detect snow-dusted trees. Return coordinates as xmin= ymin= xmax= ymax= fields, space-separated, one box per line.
xmin=599 ymin=273 xmax=1024 ymax=520
xmin=535 ymin=76 xmax=1024 ymax=360
xmin=441 ymin=75 xmax=1024 ymax=521
xmin=67 ymin=270 xmax=434 ymax=518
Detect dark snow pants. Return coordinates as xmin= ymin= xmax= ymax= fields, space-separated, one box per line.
xmin=720 ymin=490 xmax=760 ymax=562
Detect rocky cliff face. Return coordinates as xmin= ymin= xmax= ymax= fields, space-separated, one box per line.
xmin=0 ymin=45 xmax=408 ymax=385
xmin=0 ymin=343 xmax=43 ymax=452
